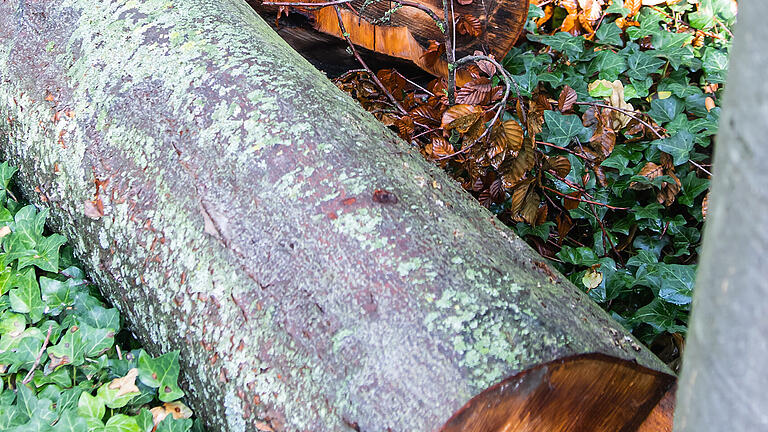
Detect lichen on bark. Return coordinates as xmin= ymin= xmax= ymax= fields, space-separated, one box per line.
xmin=0 ymin=1 xmax=669 ymax=431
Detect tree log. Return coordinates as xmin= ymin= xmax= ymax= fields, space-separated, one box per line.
xmin=256 ymin=0 xmax=529 ymax=79
xmin=0 ymin=1 xmax=668 ymax=431
xmin=673 ymin=1 xmax=768 ymax=430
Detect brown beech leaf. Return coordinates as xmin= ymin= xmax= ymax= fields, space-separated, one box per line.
xmin=431 ymin=136 xmax=454 ymax=158
xmin=537 ymin=5 xmax=555 ymax=28
xmin=558 ymin=85 xmax=578 ymax=112
xmin=578 ymin=0 xmax=604 ymax=21
xmin=630 ymin=162 xmax=664 ymax=190
xmin=473 ymin=51 xmax=497 ymax=76
xmin=151 ymin=401 xmax=194 ymax=426
xmin=441 ymin=104 xmax=483 ymax=132
xmin=457 ymin=0 xmax=473 ymax=5
xmin=527 ymin=100 xmax=545 ymax=134
xmin=490 ymin=177 xmax=505 ymax=200
xmin=410 ymin=105 xmax=440 ymax=126
xmin=535 ymin=202 xmax=549 ymax=226
xmin=705 ymin=97 xmax=716 ymax=112
xmin=507 ymin=181 xmax=532 ymax=213
xmin=560 ymin=13 xmax=578 ymax=32
xmin=547 ymin=155 xmax=572 ymax=178
xmin=657 ymin=172 xmax=681 ymax=206
xmin=500 ymin=137 xmax=536 ymax=185
xmin=456 ymin=15 xmax=483 ymax=37
xmin=590 ymin=110 xmax=616 ymax=158
xmin=490 ymin=120 xmax=524 ymax=154
xmin=421 ymin=40 xmax=446 ymax=67
xmin=559 ymin=0 xmax=579 ymax=14
xmin=563 ymin=191 xmax=582 ymax=210
xmin=456 ymin=78 xmax=493 ymax=105
xmin=625 ymin=0 xmax=642 ymax=16
xmin=556 ymin=213 xmax=574 ymax=242
xmin=519 ymin=192 xmax=541 ymax=225
xmin=394 ymin=116 xmax=415 ymax=140
xmin=594 ymin=165 xmax=608 ymax=187
xmin=463 ymin=117 xmax=487 ymax=143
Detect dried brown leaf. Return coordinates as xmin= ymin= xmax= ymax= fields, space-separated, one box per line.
xmin=430 ymin=136 xmax=454 ymax=158
xmin=558 ymin=85 xmax=578 ymax=112
xmin=441 ymin=104 xmax=483 ymax=132
xmin=456 ymin=78 xmax=493 ymax=105
xmin=630 ymin=162 xmax=663 ymax=190
xmin=548 ymin=155 xmax=572 ymax=178
xmin=421 ymin=40 xmax=446 ymax=67
xmin=625 ymin=0 xmax=642 ymax=16
xmin=473 ymin=51 xmax=497 ymax=77
xmin=456 ymin=15 xmax=483 ymax=37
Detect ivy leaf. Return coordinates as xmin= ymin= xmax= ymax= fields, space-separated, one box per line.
xmin=47 ymin=327 xmax=86 ymax=369
xmin=604 ymin=0 xmax=630 ymax=16
xmin=80 ymin=322 xmax=115 ymax=358
xmin=527 ymin=32 xmax=584 ymax=59
xmin=658 ymin=264 xmax=696 ymax=305
xmin=8 ymin=268 xmax=44 ymax=322
xmin=633 ymin=298 xmax=684 ymax=333
xmin=627 ymin=50 xmax=666 ymax=81
xmin=702 ymin=47 xmax=728 ymax=84
xmin=20 ymin=234 xmax=67 ymax=273
xmin=595 ymin=22 xmax=623 ymax=46
xmin=51 ymin=409 xmax=89 ymax=432
xmin=653 ymin=130 xmax=695 ymax=165
xmin=135 ymin=409 xmax=154 ymax=432
xmin=587 ymin=50 xmax=627 ymax=81
xmin=543 ymin=111 xmax=590 ymax=146
xmin=156 ymin=416 xmax=193 ymax=432
xmin=40 ymin=277 xmax=78 ymax=316
xmin=137 ymin=350 xmax=185 ymax=402
xmin=688 ymin=5 xmax=715 ymax=29
xmin=652 ymin=31 xmax=694 ymax=69
xmin=0 ymin=162 xmax=17 ymax=204
xmin=556 ymin=246 xmax=600 ymax=266
xmin=102 ymin=414 xmax=141 ymax=432
xmin=679 ymin=172 xmax=710 ymax=206
xmin=648 ymin=97 xmax=684 ymax=124
xmin=0 ymin=405 xmax=26 ymax=429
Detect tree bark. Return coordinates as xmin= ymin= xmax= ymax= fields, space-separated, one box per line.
xmin=674 ymin=2 xmax=768 ymax=430
xmin=0 ymin=1 xmax=668 ymax=431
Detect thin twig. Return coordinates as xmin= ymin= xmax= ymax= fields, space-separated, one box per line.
xmin=574 ymin=101 xmax=664 ymax=139
xmin=540 ymin=185 xmax=629 ymax=210
xmin=392 ymin=69 xmax=434 ymax=96
xmin=537 ymin=141 xmax=588 ymax=159
xmin=22 ymin=325 xmax=53 ymax=384
xmin=262 ymin=0 xmax=353 ymax=7
xmin=688 ymin=159 xmax=713 ymax=177
xmin=333 ymin=5 xmax=407 ymax=115
xmin=442 ymin=0 xmax=456 ymax=104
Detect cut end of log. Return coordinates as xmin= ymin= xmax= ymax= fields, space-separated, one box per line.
xmin=440 ymin=354 xmax=676 ymax=432
xmin=257 ymin=0 xmax=529 ymax=80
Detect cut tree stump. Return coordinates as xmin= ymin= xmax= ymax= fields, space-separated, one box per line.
xmin=0 ymin=0 xmax=672 ymax=431
xmin=256 ymin=0 xmax=529 ymax=79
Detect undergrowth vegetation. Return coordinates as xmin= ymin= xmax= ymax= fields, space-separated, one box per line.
xmin=336 ymin=0 xmax=736 ymax=368
xmin=0 ymin=164 xmax=201 ymax=431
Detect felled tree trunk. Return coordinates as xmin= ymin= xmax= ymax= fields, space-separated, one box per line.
xmin=0 ymin=1 xmax=669 ymax=431
xmin=673 ymin=2 xmax=768 ymax=430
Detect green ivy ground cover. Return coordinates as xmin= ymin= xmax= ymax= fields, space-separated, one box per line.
xmin=502 ymin=0 xmax=735 ymax=355
xmin=0 ymin=163 xmax=202 ymax=432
